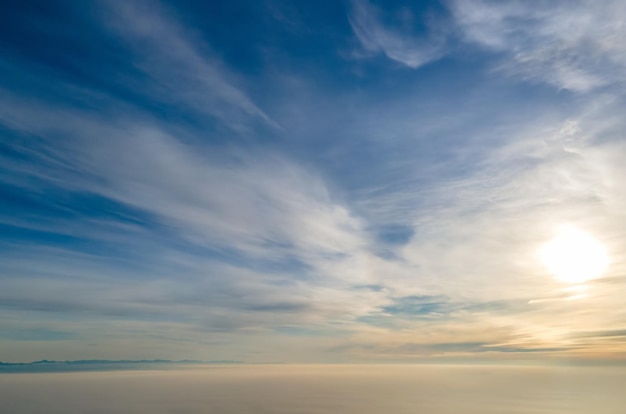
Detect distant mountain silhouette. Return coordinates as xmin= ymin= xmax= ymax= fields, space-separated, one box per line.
xmin=0 ymin=359 xmax=244 ymax=371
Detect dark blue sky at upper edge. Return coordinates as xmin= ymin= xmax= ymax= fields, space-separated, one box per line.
xmin=1 ymin=0 xmax=626 ymax=363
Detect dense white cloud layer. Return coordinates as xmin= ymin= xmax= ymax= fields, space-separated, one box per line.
xmin=2 ymin=366 xmax=626 ymax=413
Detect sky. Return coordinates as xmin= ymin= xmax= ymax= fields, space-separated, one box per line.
xmin=1 ymin=0 xmax=625 ymax=363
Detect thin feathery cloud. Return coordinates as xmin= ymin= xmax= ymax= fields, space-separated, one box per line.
xmin=101 ymin=0 xmax=280 ymax=130
xmin=348 ymin=0 xmax=447 ymax=68
xmin=0 ymin=94 xmax=365 ymax=263
xmin=448 ymin=0 xmax=626 ymax=92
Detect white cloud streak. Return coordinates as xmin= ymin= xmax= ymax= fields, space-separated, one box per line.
xmin=101 ymin=0 xmax=280 ymax=130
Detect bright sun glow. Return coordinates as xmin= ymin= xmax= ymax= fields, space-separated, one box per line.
xmin=539 ymin=226 xmax=610 ymax=284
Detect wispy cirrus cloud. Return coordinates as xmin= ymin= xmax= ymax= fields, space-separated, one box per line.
xmin=349 ymin=0 xmax=626 ymax=93
xmin=0 ymin=85 xmax=385 ymax=361
xmin=448 ymin=0 xmax=626 ymax=92
xmin=348 ymin=0 xmax=448 ymax=68
xmin=99 ymin=0 xmax=280 ymax=131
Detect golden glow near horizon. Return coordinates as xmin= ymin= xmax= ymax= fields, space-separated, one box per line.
xmin=539 ymin=226 xmax=610 ymax=284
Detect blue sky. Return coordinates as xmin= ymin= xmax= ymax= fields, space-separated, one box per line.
xmin=1 ymin=0 xmax=626 ymax=363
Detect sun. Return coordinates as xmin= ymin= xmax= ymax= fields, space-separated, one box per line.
xmin=539 ymin=226 xmax=609 ymax=284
